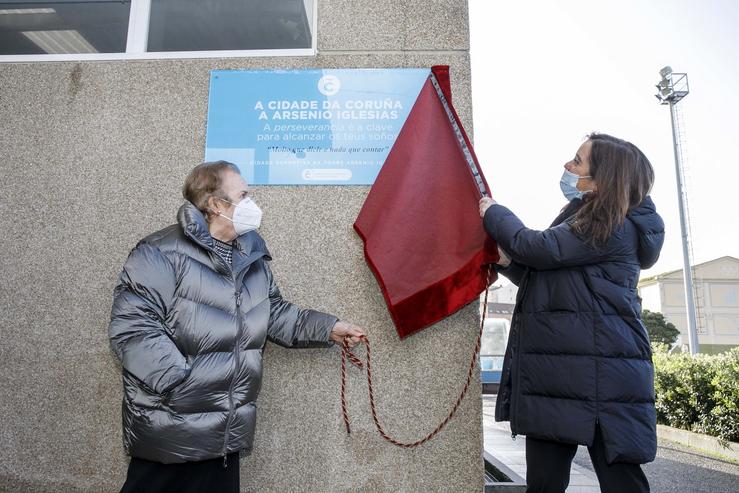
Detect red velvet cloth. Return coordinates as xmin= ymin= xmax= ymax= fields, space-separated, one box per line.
xmin=354 ymin=67 xmax=498 ymax=339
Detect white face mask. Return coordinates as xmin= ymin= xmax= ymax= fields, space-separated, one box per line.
xmin=218 ymin=197 xmax=262 ymax=235
xmin=559 ymin=169 xmax=592 ymax=201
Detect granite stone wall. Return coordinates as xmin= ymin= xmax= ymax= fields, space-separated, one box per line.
xmin=0 ymin=1 xmax=484 ymax=491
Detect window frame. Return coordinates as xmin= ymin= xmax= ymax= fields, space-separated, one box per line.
xmin=0 ymin=0 xmax=317 ymax=62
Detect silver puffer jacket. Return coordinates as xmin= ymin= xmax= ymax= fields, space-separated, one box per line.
xmin=108 ymin=202 xmax=337 ymax=464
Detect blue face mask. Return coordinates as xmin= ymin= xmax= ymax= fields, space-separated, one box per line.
xmin=560 ymin=169 xmax=591 ymax=201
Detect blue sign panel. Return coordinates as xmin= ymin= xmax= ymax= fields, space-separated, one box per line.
xmin=205 ymin=68 xmax=430 ymax=185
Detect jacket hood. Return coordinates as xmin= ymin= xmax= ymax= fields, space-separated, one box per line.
xmin=177 ymin=202 xmax=271 ymax=262
xmin=626 ymin=196 xmax=664 ymax=269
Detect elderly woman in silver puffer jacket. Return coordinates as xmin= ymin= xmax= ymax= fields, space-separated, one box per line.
xmin=109 ymin=160 xmax=363 ymax=493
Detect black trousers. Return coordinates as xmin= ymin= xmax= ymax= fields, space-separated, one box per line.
xmin=525 ymin=426 xmax=649 ymax=493
xmin=120 ymin=452 xmax=240 ymax=493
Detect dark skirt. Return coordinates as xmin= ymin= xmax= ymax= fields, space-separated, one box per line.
xmin=120 ymin=452 xmax=239 ymax=493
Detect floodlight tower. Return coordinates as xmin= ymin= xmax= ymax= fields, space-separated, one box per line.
xmin=655 ymin=66 xmax=699 ymax=355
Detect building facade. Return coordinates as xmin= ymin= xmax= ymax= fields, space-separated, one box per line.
xmin=638 ymin=256 xmax=739 ymax=353
xmin=0 ymin=2 xmax=481 ymax=491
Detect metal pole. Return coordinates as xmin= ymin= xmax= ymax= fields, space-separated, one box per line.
xmin=668 ymin=101 xmax=700 ymax=354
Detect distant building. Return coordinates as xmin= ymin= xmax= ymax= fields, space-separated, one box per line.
xmin=485 ymin=283 xmax=517 ymax=321
xmin=638 ymin=256 xmax=739 ymax=354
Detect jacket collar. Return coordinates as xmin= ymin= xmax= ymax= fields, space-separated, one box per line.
xmin=178 ymin=201 xmax=215 ymax=251
xmin=550 ymin=198 xmax=584 ymax=227
xmin=177 ymin=202 xmax=272 ymax=273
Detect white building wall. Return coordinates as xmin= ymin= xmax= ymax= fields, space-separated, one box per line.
xmin=638 ymin=257 xmax=739 ymax=351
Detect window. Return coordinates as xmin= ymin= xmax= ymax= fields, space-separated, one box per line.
xmin=148 ymin=0 xmax=312 ymax=52
xmin=480 ymin=318 xmax=509 ymax=385
xmin=0 ymin=0 xmax=315 ymax=61
xmin=710 ymin=284 xmax=739 ymax=307
xmin=0 ymin=1 xmax=131 ymax=55
xmin=481 ymin=318 xmax=509 ymax=360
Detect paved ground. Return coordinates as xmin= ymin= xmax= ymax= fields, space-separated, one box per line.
xmin=576 ymin=438 xmax=739 ymax=493
xmin=483 ymin=395 xmax=739 ymax=492
xmin=483 ymin=395 xmax=600 ymax=491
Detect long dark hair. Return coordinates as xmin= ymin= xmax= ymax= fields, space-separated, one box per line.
xmin=571 ymin=133 xmax=655 ymax=245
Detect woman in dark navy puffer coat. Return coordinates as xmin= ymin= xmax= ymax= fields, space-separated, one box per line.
xmin=479 ymin=133 xmax=664 ymax=493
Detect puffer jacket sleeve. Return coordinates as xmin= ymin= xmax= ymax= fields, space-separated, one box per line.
xmin=108 ymin=241 xmax=190 ymax=394
xmin=495 ymin=261 xmax=526 ymax=286
xmin=484 ymin=204 xmax=606 ymax=270
xmin=265 ymin=264 xmax=338 ymax=348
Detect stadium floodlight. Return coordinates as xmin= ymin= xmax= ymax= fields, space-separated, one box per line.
xmin=655 ymin=66 xmax=699 ymax=354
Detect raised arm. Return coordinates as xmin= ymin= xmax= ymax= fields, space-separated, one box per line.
xmin=483 ymin=204 xmax=606 ymax=270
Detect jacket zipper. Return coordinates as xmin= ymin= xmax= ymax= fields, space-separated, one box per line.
xmin=222 ymin=286 xmax=243 ymax=468
xmin=221 ymin=242 xmax=249 ymax=468
xmin=510 ymin=322 xmax=522 ymax=440
xmin=185 ymin=233 xmax=247 ymax=468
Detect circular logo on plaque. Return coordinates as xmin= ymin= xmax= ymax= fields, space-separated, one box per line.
xmin=318 ymin=75 xmax=341 ymax=96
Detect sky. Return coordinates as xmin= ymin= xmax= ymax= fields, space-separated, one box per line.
xmin=469 ymin=0 xmax=739 ymax=282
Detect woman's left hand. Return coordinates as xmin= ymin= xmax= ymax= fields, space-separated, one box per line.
xmin=479 ymin=197 xmax=497 ymax=218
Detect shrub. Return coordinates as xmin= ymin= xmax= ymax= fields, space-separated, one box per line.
xmin=697 ymin=348 xmax=739 ymax=443
xmin=652 ymin=347 xmax=738 ymax=443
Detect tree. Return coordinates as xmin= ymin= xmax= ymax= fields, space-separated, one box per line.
xmin=642 ymin=309 xmax=681 ymax=346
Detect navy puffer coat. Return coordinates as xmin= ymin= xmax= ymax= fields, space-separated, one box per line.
xmin=483 ymin=197 xmax=664 ymax=464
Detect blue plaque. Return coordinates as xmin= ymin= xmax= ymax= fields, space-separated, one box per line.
xmin=205 ymin=68 xmax=430 ymax=185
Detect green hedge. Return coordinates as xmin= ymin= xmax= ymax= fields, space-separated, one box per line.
xmin=653 ymin=346 xmax=739 ymax=443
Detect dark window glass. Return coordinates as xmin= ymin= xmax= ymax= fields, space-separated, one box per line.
xmin=0 ymin=1 xmax=130 ymax=55
xmin=147 ymin=0 xmax=311 ymax=52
